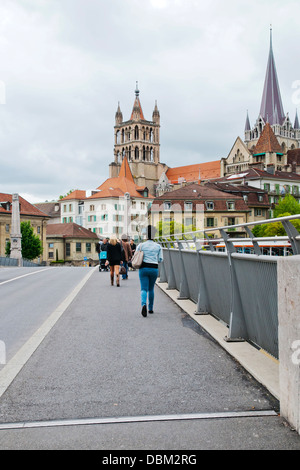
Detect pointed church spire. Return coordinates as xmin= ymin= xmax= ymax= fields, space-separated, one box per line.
xmin=245 ymin=110 xmax=251 ymax=131
xmin=115 ymin=101 xmax=123 ymax=124
xmin=294 ymin=109 xmax=300 ymax=129
xmin=259 ymin=26 xmax=285 ymax=126
xmin=131 ymin=81 xmax=145 ymax=120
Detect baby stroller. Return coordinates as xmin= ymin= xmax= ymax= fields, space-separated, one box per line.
xmin=99 ymin=250 xmax=109 ymax=271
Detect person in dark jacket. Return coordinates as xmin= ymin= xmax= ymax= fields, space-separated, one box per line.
xmin=106 ymin=236 xmax=122 ymax=286
xmin=120 ymin=234 xmax=132 ymax=280
xmin=99 ymin=238 xmax=109 ymax=271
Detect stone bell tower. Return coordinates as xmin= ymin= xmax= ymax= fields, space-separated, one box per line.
xmin=109 ymin=83 xmax=166 ymax=194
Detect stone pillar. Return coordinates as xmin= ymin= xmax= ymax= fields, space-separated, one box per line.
xmin=10 ymin=193 xmax=22 ymax=266
xmin=278 ymin=255 xmax=300 ymax=434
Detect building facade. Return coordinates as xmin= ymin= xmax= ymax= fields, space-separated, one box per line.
xmin=46 ymin=222 xmax=99 ymax=266
xmin=59 ymin=157 xmax=153 ymax=240
xmin=149 ymin=183 xmax=258 ymax=238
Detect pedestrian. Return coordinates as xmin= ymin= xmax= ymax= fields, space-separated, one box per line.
xmin=137 ymin=225 xmax=163 ymax=317
xmin=120 ymin=234 xmax=132 ymax=280
xmin=106 ymin=236 xmax=122 ymax=286
xmin=129 ymin=238 xmax=136 ymax=270
xmin=99 ymin=237 xmax=109 ymax=271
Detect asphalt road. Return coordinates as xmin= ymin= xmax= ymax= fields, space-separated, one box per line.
xmin=0 ymin=266 xmax=300 ymax=450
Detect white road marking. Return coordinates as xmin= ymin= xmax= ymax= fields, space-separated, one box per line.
xmin=0 ymin=268 xmax=52 ymax=286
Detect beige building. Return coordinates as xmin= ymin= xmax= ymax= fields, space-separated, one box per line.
xmin=46 ymin=222 xmax=99 ymax=266
xmin=149 ymin=183 xmax=257 ymax=238
xmin=0 ymin=192 xmax=49 ymax=262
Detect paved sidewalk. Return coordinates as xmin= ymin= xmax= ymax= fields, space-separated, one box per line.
xmin=0 ymin=269 xmax=299 ymax=450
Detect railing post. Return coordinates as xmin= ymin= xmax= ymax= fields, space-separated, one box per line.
xmin=164 ymin=238 xmax=177 ymax=290
xmin=175 ymin=237 xmax=190 ymax=300
xmin=157 ymin=238 xmax=168 ymax=283
xmin=220 ymin=229 xmax=247 ymax=342
xmin=244 ymin=226 xmax=262 ymax=256
xmin=195 ymin=249 xmax=210 ymax=315
xmin=281 ymin=220 xmax=300 ymax=255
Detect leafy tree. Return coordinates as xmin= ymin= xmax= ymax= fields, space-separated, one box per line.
xmin=5 ymin=221 xmax=43 ymax=260
xmin=273 ymin=194 xmax=300 ymax=217
xmin=252 ymin=195 xmax=300 ymax=237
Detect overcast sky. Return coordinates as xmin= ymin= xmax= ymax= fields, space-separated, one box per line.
xmin=0 ymin=0 xmax=299 ymax=203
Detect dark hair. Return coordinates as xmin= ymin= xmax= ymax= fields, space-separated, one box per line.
xmin=147 ymin=225 xmax=157 ymax=240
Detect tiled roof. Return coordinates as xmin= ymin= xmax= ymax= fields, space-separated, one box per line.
xmin=152 ymin=183 xmax=249 ymax=212
xmin=166 ymin=161 xmax=221 ymax=184
xmin=60 ymin=190 xmax=86 ymax=201
xmin=0 ymin=193 xmax=49 ymax=217
xmin=207 ymin=182 xmax=270 ymax=207
xmin=46 ymin=223 xmax=98 ymax=239
xmin=253 ymin=123 xmax=282 ymax=154
xmin=91 ymin=157 xmax=154 ymax=199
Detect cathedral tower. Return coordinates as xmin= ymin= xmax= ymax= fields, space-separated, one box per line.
xmin=109 ymin=83 xmax=166 ymax=194
xmin=245 ymin=27 xmax=300 ymax=154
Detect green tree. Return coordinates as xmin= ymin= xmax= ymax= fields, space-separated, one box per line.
xmin=5 ymin=221 xmax=43 ymax=260
xmin=253 ymin=195 xmax=300 ymax=237
xmin=274 ymin=194 xmax=300 ymax=217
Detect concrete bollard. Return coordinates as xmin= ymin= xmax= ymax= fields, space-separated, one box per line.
xmin=278 ymin=255 xmax=300 ymax=434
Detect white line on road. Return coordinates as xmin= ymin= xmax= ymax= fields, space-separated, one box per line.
xmin=0 ymin=267 xmax=97 ymax=399
xmin=0 ymin=410 xmax=278 ymax=431
xmin=0 ymin=268 xmax=52 ymax=286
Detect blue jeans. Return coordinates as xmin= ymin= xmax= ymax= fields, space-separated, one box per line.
xmin=122 ymin=261 xmax=128 ymax=279
xmin=139 ymin=267 xmax=158 ymax=311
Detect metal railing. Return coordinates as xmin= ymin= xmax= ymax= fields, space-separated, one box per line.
xmin=156 ymin=214 xmax=300 ymax=359
xmin=0 ymin=257 xmax=42 ymax=267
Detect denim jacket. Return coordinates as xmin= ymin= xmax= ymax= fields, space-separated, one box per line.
xmin=137 ymin=240 xmax=163 ymax=265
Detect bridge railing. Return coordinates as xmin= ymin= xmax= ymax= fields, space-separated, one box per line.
xmin=156 ymin=214 xmax=300 ymax=359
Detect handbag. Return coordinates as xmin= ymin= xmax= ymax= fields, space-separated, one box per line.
xmin=100 ymin=251 xmax=107 ymax=259
xmin=119 ymin=265 xmax=126 ymax=275
xmin=131 ymin=247 xmax=144 ymax=269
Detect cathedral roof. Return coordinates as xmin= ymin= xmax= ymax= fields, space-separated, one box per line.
xmin=259 ymin=28 xmax=285 ymax=125
xmin=253 ymin=122 xmax=282 ymax=154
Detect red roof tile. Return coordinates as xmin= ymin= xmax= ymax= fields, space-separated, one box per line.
xmin=0 ymin=193 xmax=49 ymax=217
xmin=166 ymin=161 xmax=221 ymax=184
xmin=46 ymin=223 xmax=98 ymax=239
xmin=253 ymin=123 xmax=282 ymax=154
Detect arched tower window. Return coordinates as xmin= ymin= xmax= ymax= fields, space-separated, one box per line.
xmin=135 ymin=126 xmax=139 ymax=140
xmin=135 ymin=147 xmax=139 ymax=160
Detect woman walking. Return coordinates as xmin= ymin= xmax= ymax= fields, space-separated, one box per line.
xmin=106 ymin=236 xmax=122 ymax=286
xmin=137 ymin=225 xmax=163 ymax=317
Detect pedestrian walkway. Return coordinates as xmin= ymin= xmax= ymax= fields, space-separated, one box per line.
xmin=0 ymin=269 xmax=299 ymax=450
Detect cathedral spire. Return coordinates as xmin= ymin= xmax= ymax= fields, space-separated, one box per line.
xmin=259 ymin=26 xmax=285 ymax=126
xmin=294 ymin=109 xmax=300 ymax=130
xmin=245 ymin=110 xmax=251 ymax=131
xmin=131 ymin=81 xmax=145 ymax=120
